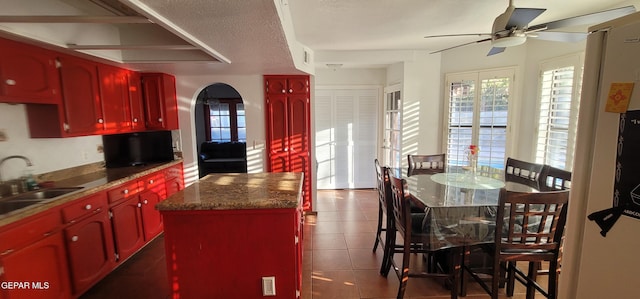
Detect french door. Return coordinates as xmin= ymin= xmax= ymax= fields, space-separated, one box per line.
xmin=444 ymin=68 xmax=515 ymax=169
xmin=383 ymin=85 xmax=402 ymax=169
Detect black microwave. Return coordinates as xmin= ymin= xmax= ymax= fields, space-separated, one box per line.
xmin=102 ymin=131 xmax=174 ymax=168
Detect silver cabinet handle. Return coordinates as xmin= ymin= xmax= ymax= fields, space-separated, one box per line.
xmin=281 ymin=89 xmax=286 ymax=93
xmin=5 ymin=79 xmax=16 ymax=86
xmin=137 ymin=203 xmax=142 ymax=208
xmin=97 ymin=118 xmax=104 ymax=124
xmin=143 ymin=200 xmax=148 ymax=204
xmin=85 ymin=204 xmax=92 ymax=210
xmin=149 ymin=179 xmax=154 ymax=184
xmin=71 ymin=236 xmax=79 ymax=242
xmin=289 ymin=89 xmax=293 ymax=93
xmin=133 ymin=118 xmax=138 ymax=123
xmin=123 ymin=189 xmax=129 ymax=194
xmin=158 ymin=118 xmax=163 ymax=122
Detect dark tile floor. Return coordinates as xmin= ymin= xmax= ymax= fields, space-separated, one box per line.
xmin=80 ymin=189 xmax=544 ymax=298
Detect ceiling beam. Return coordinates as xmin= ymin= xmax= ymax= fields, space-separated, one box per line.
xmin=0 ymin=15 xmax=151 ymax=23
xmin=67 ymin=44 xmax=197 ymax=50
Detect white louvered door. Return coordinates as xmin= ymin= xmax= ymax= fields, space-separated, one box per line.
xmin=315 ymin=88 xmax=379 ymax=189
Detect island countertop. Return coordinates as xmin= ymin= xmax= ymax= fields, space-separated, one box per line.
xmin=155 ymin=172 xmax=303 ymax=211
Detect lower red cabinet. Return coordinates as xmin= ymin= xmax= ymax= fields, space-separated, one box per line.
xmin=139 ymin=173 xmax=165 ymax=241
xmin=0 ymin=232 xmax=71 ymax=299
xmin=110 ymin=196 xmax=145 ymax=263
xmin=64 ymin=208 xmax=115 ymax=295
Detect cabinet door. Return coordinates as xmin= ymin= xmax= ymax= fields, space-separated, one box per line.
xmin=98 ymin=64 xmax=130 ymax=133
xmin=110 ymin=196 xmax=144 ymax=263
xmin=0 ymin=38 xmax=61 ymax=104
xmin=287 ymin=77 xmax=309 ymax=94
xmin=58 ymin=55 xmax=103 ymax=136
xmin=139 ymin=174 xmax=165 ymax=241
xmin=64 ymin=209 xmax=115 ymax=295
xmin=265 ymin=77 xmax=288 ymax=94
xmin=128 ymin=71 xmax=145 ymax=131
xmin=266 ymin=94 xmax=290 ymax=172
xmin=141 ymin=73 xmax=179 ymax=130
xmin=0 ymin=232 xmax=71 ymax=299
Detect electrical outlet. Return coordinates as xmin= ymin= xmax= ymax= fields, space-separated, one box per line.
xmin=0 ymin=129 xmax=7 ymax=141
xmin=262 ymin=276 xmax=276 ymax=296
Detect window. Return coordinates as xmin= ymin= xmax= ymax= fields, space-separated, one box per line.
xmin=205 ymin=99 xmax=246 ymax=142
xmin=444 ymin=68 xmax=514 ymax=169
xmin=535 ymin=54 xmax=583 ymax=170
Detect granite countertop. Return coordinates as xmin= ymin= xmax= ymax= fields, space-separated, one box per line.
xmin=0 ymin=160 xmax=183 ymax=228
xmin=156 ymin=172 xmax=303 ymax=211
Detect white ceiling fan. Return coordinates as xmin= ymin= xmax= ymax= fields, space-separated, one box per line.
xmin=426 ymin=0 xmax=636 ymax=56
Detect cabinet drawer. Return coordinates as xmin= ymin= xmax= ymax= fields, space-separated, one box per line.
xmin=142 ymin=173 xmax=165 ymax=189
xmin=61 ymin=192 xmax=107 ymax=223
xmin=0 ymin=210 xmax=62 ymax=256
xmin=107 ymin=181 xmax=141 ymax=204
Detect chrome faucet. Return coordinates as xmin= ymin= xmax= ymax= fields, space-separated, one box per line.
xmin=0 ymin=155 xmax=33 ymax=182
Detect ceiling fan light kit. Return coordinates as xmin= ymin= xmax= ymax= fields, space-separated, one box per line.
xmin=425 ymin=0 xmax=636 ymax=56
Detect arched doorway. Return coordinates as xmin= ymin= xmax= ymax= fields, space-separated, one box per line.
xmin=194 ymin=83 xmax=247 ymax=178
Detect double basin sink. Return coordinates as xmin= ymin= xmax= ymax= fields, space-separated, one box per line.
xmin=0 ymin=187 xmax=84 ymax=215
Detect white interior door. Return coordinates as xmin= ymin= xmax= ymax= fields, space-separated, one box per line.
xmin=315 ymin=87 xmax=379 ymax=189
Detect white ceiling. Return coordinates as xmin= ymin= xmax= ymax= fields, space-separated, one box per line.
xmin=1 ymin=0 xmax=637 ymax=75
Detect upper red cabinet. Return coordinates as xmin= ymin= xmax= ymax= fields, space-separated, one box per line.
xmin=265 ymin=76 xmax=309 ymax=95
xmin=141 ymin=73 xmax=179 ymax=130
xmin=98 ymin=64 xmax=135 ymax=133
xmin=0 ymin=38 xmax=62 ymax=104
xmin=127 ymin=71 xmax=146 ymax=132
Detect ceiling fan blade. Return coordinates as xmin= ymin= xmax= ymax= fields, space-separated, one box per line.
xmin=487 ymin=47 xmax=506 ymax=56
xmin=539 ymin=5 xmax=636 ymax=31
xmin=506 ymin=8 xmax=546 ymax=29
xmin=531 ymin=31 xmax=588 ymax=43
xmin=425 ymin=33 xmax=491 ymax=39
xmin=430 ymin=38 xmax=492 ymax=54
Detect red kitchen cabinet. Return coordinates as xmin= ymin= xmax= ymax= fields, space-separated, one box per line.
xmin=61 ymin=192 xmax=115 ymax=296
xmin=164 ymin=163 xmax=184 ymax=197
xmin=141 ymin=73 xmax=179 ymax=130
xmin=265 ymin=75 xmax=313 ymax=211
xmin=127 ymin=71 xmax=145 ymax=132
xmin=58 ymin=54 xmax=104 ymax=136
xmin=0 ymin=37 xmax=62 ymax=104
xmin=139 ymin=173 xmax=165 ymax=241
xmin=98 ymin=64 xmax=131 ymax=133
xmin=109 ymin=196 xmax=145 ymax=263
xmin=0 ymin=210 xmax=71 ymax=299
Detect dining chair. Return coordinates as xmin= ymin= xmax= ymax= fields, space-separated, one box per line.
xmin=383 ymin=171 xmax=456 ymax=299
xmin=538 ymin=165 xmax=572 ymax=191
xmin=373 ymin=159 xmax=393 ymax=274
xmin=407 ymin=154 xmax=446 ymax=176
xmin=462 ymin=189 xmax=569 ymax=299
xmin=504 ymin=158 xmax=545 ymax=189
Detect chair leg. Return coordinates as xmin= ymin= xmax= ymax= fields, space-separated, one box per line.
xmin=380 ymin=226 xmax=395 ymax=277
xmin=506 ymin=262 xmax=516 ymax=296
xmin=396 ymin=242 xmax=411 ymax=299
xmin=548 ymin=260 xmax=559 ymax=299
xmin=491 ymin=257 xmax=502 ymax=299
xmin=373 ymin=202 xmax=384 ymax=252
xmin=526 ymin=262 xmax=539 ymax=299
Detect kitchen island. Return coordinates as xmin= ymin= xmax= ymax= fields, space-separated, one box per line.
xmin=156 ymin=172 xmax=304 ymax=299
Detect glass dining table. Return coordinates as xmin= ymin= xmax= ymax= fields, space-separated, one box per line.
xmin=390 ymin=166 xmax=537 ymax=250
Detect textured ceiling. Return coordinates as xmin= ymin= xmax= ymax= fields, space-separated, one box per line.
xmin=1 ymin=0 xmax=637 ymax=75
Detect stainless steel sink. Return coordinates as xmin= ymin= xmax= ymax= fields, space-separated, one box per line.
xmin=0 ymin=187 xmax=84 ymax=215
xmin=8 ymin=187 xmax=84 ymax=201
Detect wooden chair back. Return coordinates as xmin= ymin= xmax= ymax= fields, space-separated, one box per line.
xmin=407 ymin=154 xmax=445 ymax=176
xmin=504 ymin=158 xmax=545 ymax=189
xmin=375 ymin=159 xmax=392 ymax=213
xmin=388 ymin=173 xmax=411 ymax=238
xmin=495 ymin=189 xmax=569 ymax=257
xmin=539 ymin=165 xmax=572 ymax=191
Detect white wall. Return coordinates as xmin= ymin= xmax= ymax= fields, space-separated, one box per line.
xmin=173 ymin=74 xmax=267 ymax=185
xmin=0 ymin=103 xmax=104 ymax=180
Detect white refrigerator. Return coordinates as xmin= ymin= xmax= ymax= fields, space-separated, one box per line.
xmin=562 ymin=11 xmax=640 ymax=299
